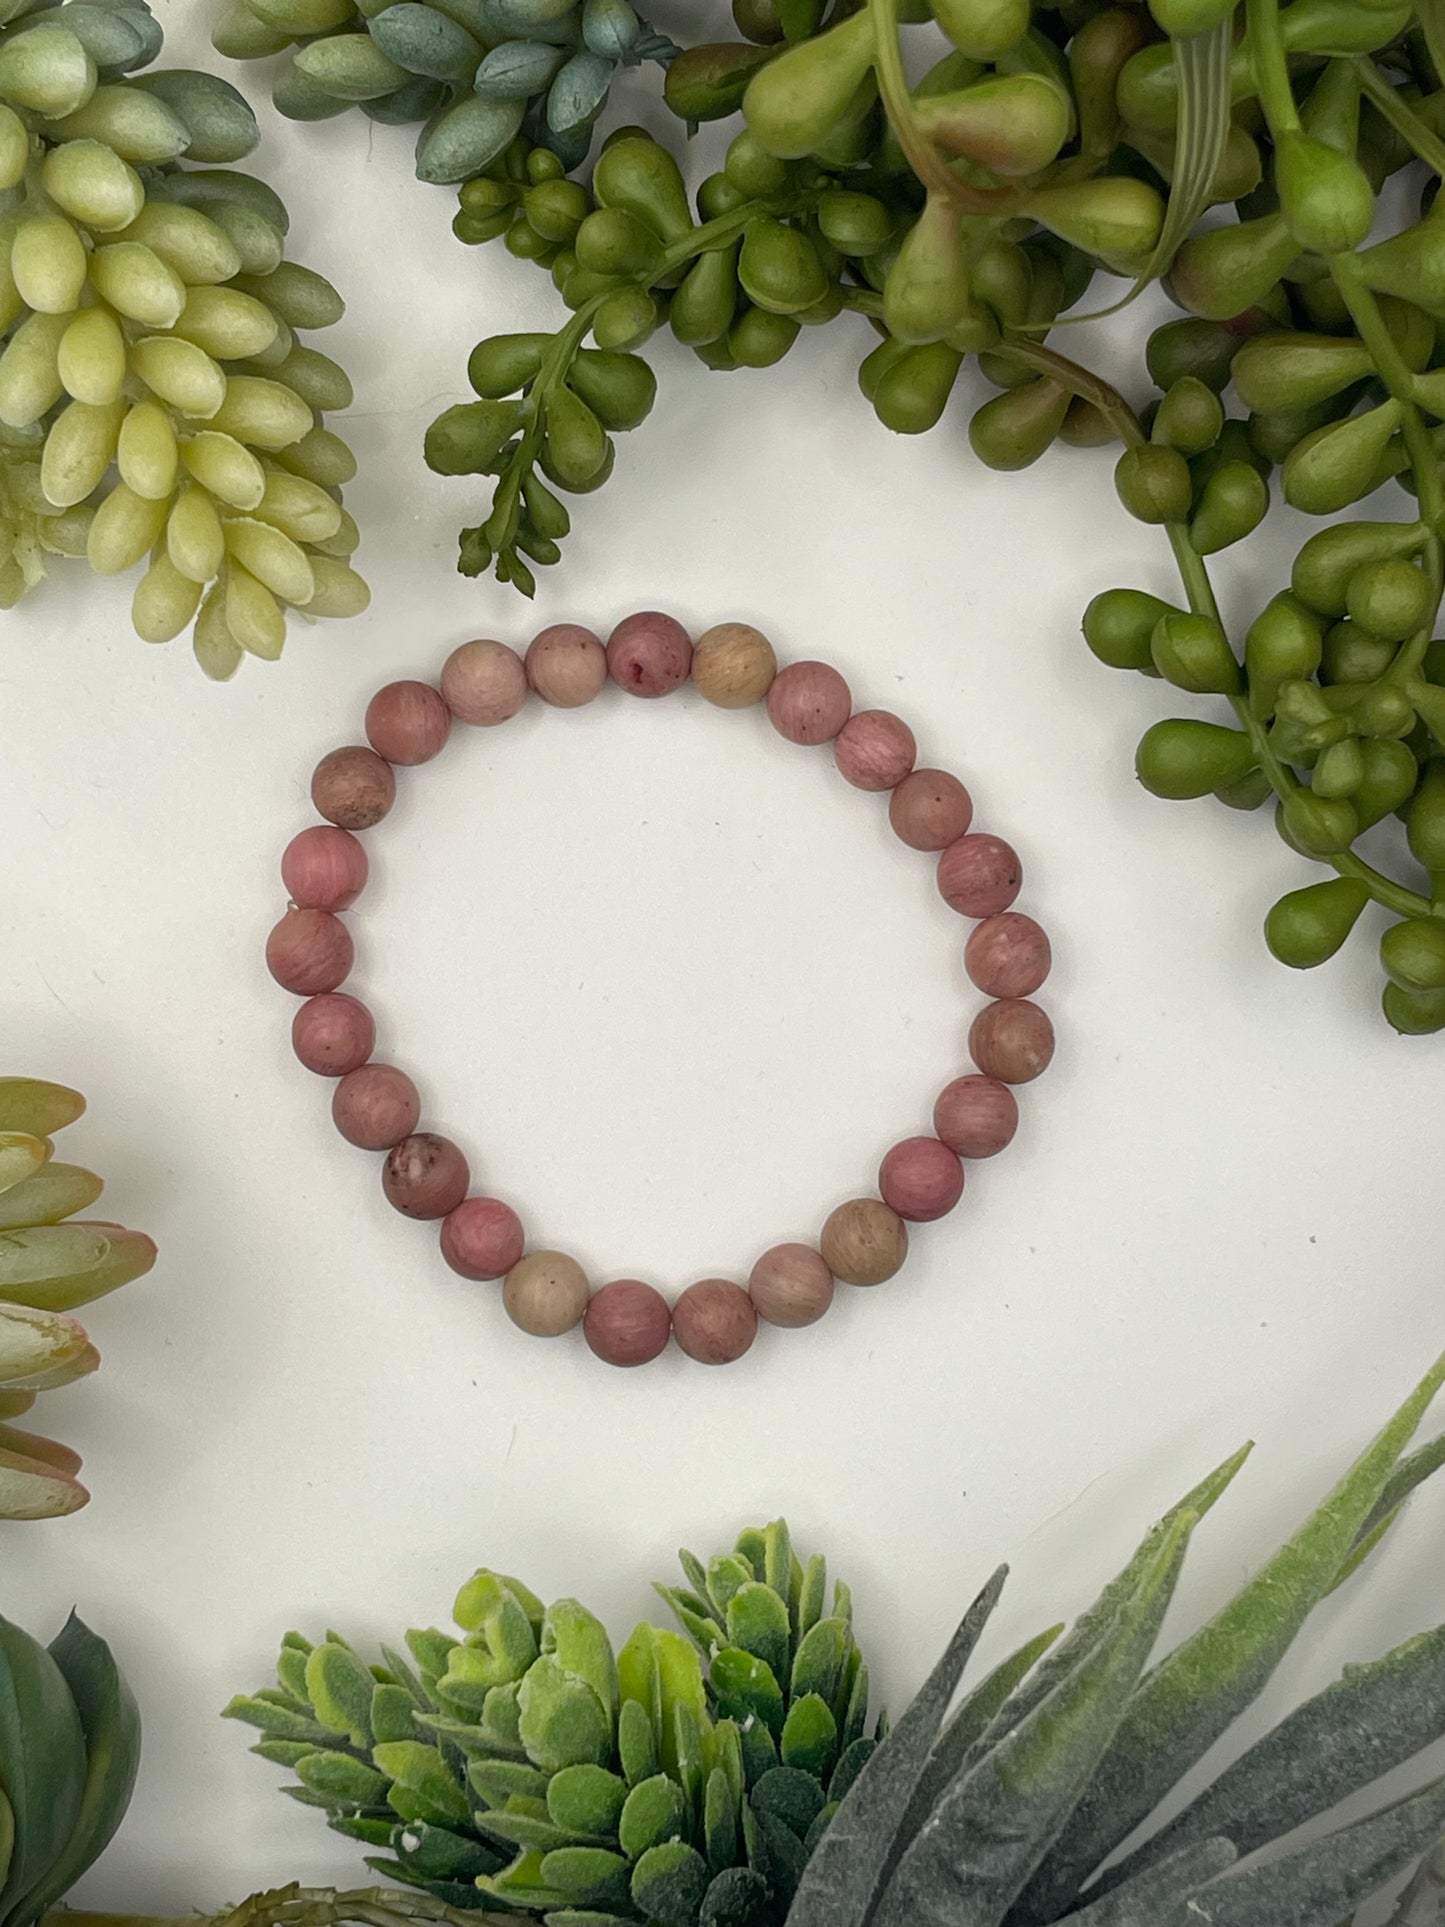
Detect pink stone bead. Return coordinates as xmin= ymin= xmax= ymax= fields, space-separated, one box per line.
xmin=266 ymin=908 xmax=354 ymax=995
xmin=311 ymin=745 xmax=395 ymax=831
xmin=441 ymin=638 xmax=528 ymax=725
xmin=888 ymin=769 xmax=973 ymax=850
xmin=281 ymin=825 xmax=368 ymax=912
xmin=382 ymin=1132 xmax=470 ymax=1219
xmin=970 ymin=999 xmax=1055 ymax=1084
xmin=606 ymin=611 xmax=693 ymax=697
xmin=933 ymin=1073 xmax=1018 ymax=1158
xmin=292 ymin=992 xmax=375 ymax=1077
xmin=526 ymin=623 xmax=608 ymax=707
xmin=938 ymin=834 xmax=1023 ymax=918
xmin=441 ymin=1196 xmax=526 ymax=1281
xmin=766 ymin=660 xmax=851 ymax=745
xmin=879 ymin=1136 xmax=965 ymax=1222
xmin=332 ymin=1063 xmax=420 ymax=1150
xmin=965 ymin=912 xmax=1051 ymax=999
xmin=584 ymin=1279 xmax=673 ymax=1367
xmin=365 ymin=681 xmax=451 ymax=765
xmin=833 ymin=709 xmax=917 ymax=791
xmin=672 ymin=1278 xmax=757 ymax=1364
xmin=748 ymin=1243 xmax=834 ymax=1328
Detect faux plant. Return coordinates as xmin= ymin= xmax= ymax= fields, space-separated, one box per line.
xmin=232 ymin=1358 xmax=1445 ymax=1927
xmin=212 ymin=0 xmax=679 ymax=180
xmin=424 ymin=0 xmax=1445 ymax=1031
xmin=0 ymin=1076 xmax=155 ymax=1521
xmin=0 ymin=0 xmax=368 ymax=676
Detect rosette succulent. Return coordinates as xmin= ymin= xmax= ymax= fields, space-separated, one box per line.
xmin=212 ymin=0 xmax=679 ymax=181
xmin=0 ymin=1076 xmax=155 ymax=1521
xmin=0 ymin=0 xmax=367 ymax=676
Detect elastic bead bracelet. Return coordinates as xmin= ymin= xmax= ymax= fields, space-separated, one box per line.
xmin=267 ymin=615 xmax=1055 ymax=1367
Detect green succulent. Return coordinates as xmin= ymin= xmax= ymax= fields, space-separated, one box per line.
xmin=211 ymin=0 xmax=679 ymax=182
xmin=0 ymin=1076 xmax=156 ymax=1521
xmin=0 ymin=0 xmax=367 ymax=674
xmin=227 ymin=1520 xmax=880 ymax=1924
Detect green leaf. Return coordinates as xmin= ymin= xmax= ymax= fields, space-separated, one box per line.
xmin=0 ymin=1084 xmax=83 ymax=1140
xmin=306 ymin=1642 xmax=376 ymax=1749
xmin=617 ymin=1697 xmax=657 ymax=1789
xmin=726 ymin=1585 xmax=791 ymax=1688
xmin=547 ymin=1762 xmax=626 ymax=1838
xmin=618 ymin=1773 xmax=686 ymax=1861
xmin=223 ymin=1694 xmax=331 ymax=1745
xmin=1068 ymin=1838 xmax=1238 ymax=1926
xmin=704 ymin=1764 xmax=738 ymax=1874
xmin=1332 ymin=1429 xmax=1445 ymax=1592
xmin=371 ymin=1741 xmax=470 ymax=1827
xmin=295 ymin=1749 xmax=391 ymax=1806
xmin=712 ymin=1649 xmax=785 ymax=1738
xmin=781 ymin=1693 xmax=837 ymax=1779
xmin=517 ymin=1659 xmax=612 ymax=1773
xmin=470 ymin=1759 xmax=551 ymax=1808
xmin=0 ymin=1165 xmax=103 ymax=1231
xmin=790 ymin=1618 xmax=849 ymax=1710
xmin=0 ymin=1224 xmax=154 ymax=1313
xmin=751 ymin=1764 xmax=824 ymax=1837
xmin=630 ymin=1839 xmax=710 ymax=1925
xmin=0 ymin=1616 xmax=88 ymax=1927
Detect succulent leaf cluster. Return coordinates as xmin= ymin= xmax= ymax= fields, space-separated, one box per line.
xmin=0 ymin=0 xmax=367 ymax=676
xmin=0 ymin=1076 xmax=155 ymax=1521
xmin=212 ymin=0 xmax=680 ymax=183
xmin=228 ymin=1520 xmax=881 ymax=1924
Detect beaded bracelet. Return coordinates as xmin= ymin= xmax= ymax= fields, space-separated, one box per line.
xmin=266 ymin=615 xmax=1055 ymax=1367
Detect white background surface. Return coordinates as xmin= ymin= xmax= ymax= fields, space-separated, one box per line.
xmin=4 ymin=0 xmax=1445 ymax=1908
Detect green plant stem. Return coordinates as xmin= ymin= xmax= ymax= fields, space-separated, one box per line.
xmin=43 ymin=1894 xmax=528 ymax=1927
xmin=867 ymin=0 xmax=1011 ymax=213
xmin=1352 ymin=56 xmax=1445 ymax=178
xmin=993 ymin=335 xmax=1144 ymax=445
xmin=1246 ymin=0 xmax=1302 ymax=135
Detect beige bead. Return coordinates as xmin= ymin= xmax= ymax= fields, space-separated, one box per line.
xmin=503 ymin=1250 xmax=589 ymax=1337
xmin=748 ymin=1243 xmax=834 ymax=1328
xmin=690 ymin=622 xmax=777 ymax=707
xmin=820 ymin=1198 xmax=908 ymax=1287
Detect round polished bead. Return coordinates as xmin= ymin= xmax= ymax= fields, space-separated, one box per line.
xmin=526 ymin=623 xmax=607 ymax=707
xmin=819 ymin=1198 xmax=908 ymax=1287
xmin=834 ymin=710 xmax=916 ymax=791
xmin=888 ymin=768 xmax=973 ymax=850
xmin=933 ymin=1073 xmax=1019 ymax=1158
xmin=690 ymin=621 xmax=777 ymax=707
xmin=938 ymin=833 xmax=1022 ymax=918
xmin=441 ymin=1196 xmax=526 ymax=1281
xmin=442 ymin=638 xmax=528 ymax=725
xmin=365 ymin=680 xmax=451 ymax=765
xmin=292 ymin=992 xmax=374 ymax=1077
xmin=282 ymin=824 xmax=368 ymax=912
xmin=266 ymin=908 xmax=353 ymax=995
xmin=879 ymin=1136 xmax=964 ymax=1223
xmin=970 ymin=999 xmax=1055 ymax=1084
xmin=766 ymin=660 xmax=851 ymax=745
xmin=504 ymin=1250 xmax=589 ymax=1337
xmin=383 ymin=1132 xmax=470 ymax=1220
xmin=748 ymin=1243 xmax=834 ymax=1328
xmin=584 ymin=1279 xmax=673 ymax=1366
xmin=311 ymin=745 xmax=395 ymax=831
xmin=965 ymin=912 xmax=1051 ymax=999
xmin=673 ymin=1278 xmax=757 ymax=1364
xmin=607 ymin=611 xmax=693 ymax=697
xmin=332 ymin=1063 xmax=420 ymax=1150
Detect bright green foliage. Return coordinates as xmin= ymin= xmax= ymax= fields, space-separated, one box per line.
xmin=0 ymin=1077 xmax=155 ymax=1521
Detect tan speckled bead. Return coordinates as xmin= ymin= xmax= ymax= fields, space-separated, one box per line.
xmin=748 ymin=1243 xmax=834 ymax=1328
xmin=820 ymin=1198 xmax=908 ymax=1286
xmin=503 ymin=1250 xmax=589 ymax=1337
xmin=691 ymin=622 xmax=778 ymax=707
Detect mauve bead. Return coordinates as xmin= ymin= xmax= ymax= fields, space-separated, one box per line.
xmin=441 ymin=1196 xmax=526 ymax=1281
xmin=879 ymin=1136 xmax=965 ymax=1223
xmin=526 ymin=623 xmax=608 ymax=707
xmin=766 ymin=660 xmax=851 ymax=745
xmin=748 ymin=1243 xmax=834 ymax=1329
xmin=365 ymin=680 xmax=451 ymax=765
xmin=383 ymin=1132 xmax=470 ymax=1219
xmin=332 ymin=1063 xmax=420 ymax=1150
xmin=938 ymin=833 xmax=1023 ymax=918
xmin=834 ymin=710 xmax=917 ymax=791
xmin=585 ymin=1279 xmax=673 ymax=1366
xmin=504 ymin=1250 xmax=589 ymax=1337
xmin=970 ymin=999 xmax=1055 ymax=1084
xmin=607 ymin=611 xmax=693 ymax=697
xmin=933 ymin=1073 xmax=1019 ymax=1158
xmin=819 ymin=1198 xmax=908 ymax=1286
xmin=888 ymin=769 xmax=973 ymax=850
xmin=282 ymin=824 xmax=368 ymax=912
xmin=673 ymin=1278 xmax=757 ymax=1364
xmin=266 ymin=908 xmax=354 ymax=995
xmin=292 ymin=993 xmax=375 ymax=1077
xmin=442 ymin=638 xmax=528 ymax=725
xmin=311 ymin=745 xmax=396 ymax=831
xmin=965 ymin=912 xmax=1051 ymax=999
xmin=691 ymin=621 xmax=777 ymax=707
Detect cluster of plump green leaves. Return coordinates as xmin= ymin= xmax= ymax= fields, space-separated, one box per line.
xmin=0 ymin=1077 xmax=155 ymax=1522
xmin=1 ymin=0 xmax=368 ymax=674
xmin=226 ymin=1520 xmax=881 ymax=1925
xmin=212 ymin=0 xmax=678 ymax=181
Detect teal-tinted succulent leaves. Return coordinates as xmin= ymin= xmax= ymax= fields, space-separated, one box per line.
xmin=474 ymin=38 xmax=566 ymax=100
xmin=0 ymin=1615 xmax=87 ymax=1927
xmin=1068 ymin=1838 xmax=1239 ymax=1927
xmin=547 ymin=49 xmax=611 ymax=132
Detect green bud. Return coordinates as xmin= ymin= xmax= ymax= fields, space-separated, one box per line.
xmin=1025 ymin=177 xmax=1163 ymax=274
xmin=1282 ymin=400 xmax=1401 ymax=516
xmin=883 ymin=194 xmax=969 ymax=345
xmin=249 ymin=0 xmax=354 ymax=30
xmin=225 ymin=515 xmax=316 ymax=607
xmin=40 ymin=398 xmax=124 ymax=510
xmin=292 ymin=32 xmax=409 ymax=99
xmin=263 ymin=343 xmax=352 ymax=414
xmin=89 ymin=242 xmax=186 ymax=329
xmin=0 ymin=102 xmax=28 ymax=192
xmin=734 ymin=0 xmax=785 ymax=41
xmin=1169 ymin=213 xmax=1299 ymax=323
xmin=57 ymin=307 xmax=126 ymax=406
xmin=0 ymin=312 xmax=69 ymax=429
xmin=504 ymin=218 xmax=555 ymax=266
xmin=1058 ymin=395 xmax=1117 ymax=447
xmin=567 ymin=349 xmax=656 ymax=432
xmin=468 ymin=333 xmax=550 ymax=398
xmin=1245 ymin=591 xmax=1324 ymax=712
xmin=415 ymin=94 xmax=526 ymax=186
xmin=116 ymin=399 xmax=178 ymax=499
xmin=869 ymin=340 xmax=963 ymax=434
xmin=210 ymin=375 xmax=314 ymax=451
xmin=728 ymin=304 xmax=799 ymax=367
xmin=117 ymin=203 xmax=242 ymax=286
xmin=0 ymin=26 xmax=97 ymax=118
xmin=46 ymin=84 xmax=188 ymax=166
xmin=424 ymin=398 xmax=525 ymax=474
xmin=524 ymin=179 xmax=591 ymax=245
xmin=272 ymin=424 xmax=356 ymax=487
xmin=306 ymin=556 xmax=369 ymax=618
xmin=1351 ymin=683 xmax=1415 ymax=740
xmin=575 ymin=207 xmax=663 ymax=278
xmin=132 ymin=552 xmax=203 ymax=644
xmin=1231 ymin=332 xmax=1373 ymax=414
xmin=1114 ymin=443 xmax=1192 ymax=524
xmin=1311 ymin=736 xmax=1365 ymax=798
xmin=1408 ymin=761 xmax=1445 ymax=870
xmin=741 ymin=9 xmax=873 ymax=158
xmin=41 ymin=139 xmax=144 ymax=232
xmin=1264 ymin=876 xmax=1370 ymax=967
xmin=1150 ymin=612 xmax=1240 ymax=693
xmin=593 ymin=135 xmax=693 ymax=246
xmin=129 ymin=336 xmax=227 ymax=420
xmin=1320 ymin=617 xmax=1394 ymax=685
xmin=931 ymin=0 xmax=1029 ymax=60
xmin=968 ymin=241 xmax=1031 ymax=329
xmin=1380 ymin=915 xmax=1445 ymax=991
xmin=724 ymin=127 xmax=790 ymax=197
xmin=1149 ymin=0 xmax=1237 ymax=30
xmin=254 ymin=471 xmax=341 ymax=544
xmin=914 ymin=72 xmax=1070 ymax=177
xmin=1214 ymin=767 xmax=1274 ymax=810
xmin=1353 ymin=737 xmax=1419 ymax=828
xmin=167 ymin=482 xmax=226 ymax=582
xmin=1280 ymin=788 xmax=1357 ymax=855
xmin=174 ymin=285 xmax=279 ymax=361
xmin=738 ymin=219 xmax=828 ymax=315
xmin=1135 ymin=718 xmax=1255 ymax=798
xmin=1344 ymin=556 xmax=1432 ymax=641
xmin=1357 ymin=212 xmax=1445 ymax=309
xmin=592 ymin=287 xmax=660 ymax=352
xmin=1382 ymin=981 xmax=1445 ymax=1034
xmin=542 ymin=385 xmax=609 ymax=488
xmin=11 ymin=214 xmax=86 ymax=316
xmin=87 ymin=480 xmax=168 ymax=575
xmin=816 ymin=190 xmax=892 ymax=259
xmin=665 ymin=41 xmax=774 ymax=125
xmin=669 ymin=247 xmax=740 ymax=347
xmin=183 ymin=431 xmax=266 ymax=510
xmin=1152 ymin=377 xmax=1223 ymax=458
xmin=1069 ymin=7 xmax=1149 ymax=162
xmin=1275 ymin=132 xmax=1375 ymax=253
xmin=968 ymin=377 xmax=1069 ymax=471
xmin=1292 ymin=518 xmax=1426 ymax=616
xmin=1082 ymin=586 xmax=1178 ymax=670
xmin=226 ymin=563 xmax=286 ymax=659
xmin=1190 ymin=460 xmax=1268 ymax=555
